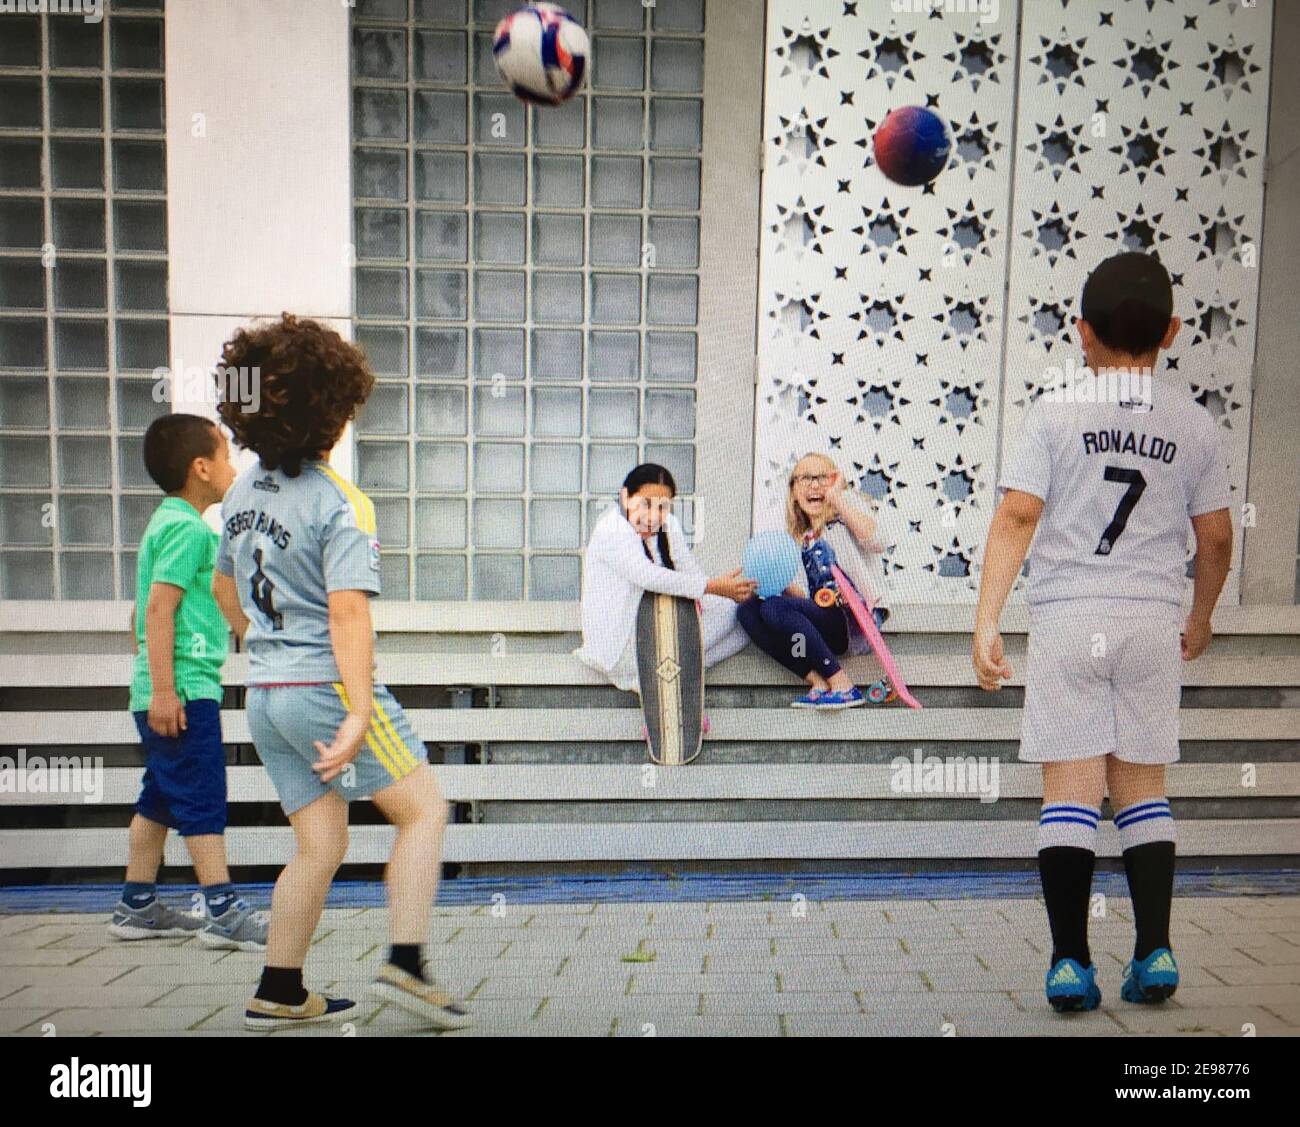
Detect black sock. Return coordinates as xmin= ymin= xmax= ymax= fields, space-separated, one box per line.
xmin=1038 ymin=846 xmax=1095 ymax=967
xmin=256 ymin=966 xmax=307 ymax=1006
xmin=1123 ymin=840 xmax=1175 ymax=960
xmin=389 ymin=943 xmax=423 ymax=979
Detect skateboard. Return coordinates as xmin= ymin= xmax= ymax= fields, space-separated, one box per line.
xmin=635 ymin=591 xmax=705 ymax=765
xmin=829 ymin=563 xmax=923 ymax=710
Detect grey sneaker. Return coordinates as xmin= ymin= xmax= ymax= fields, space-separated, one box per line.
xmin=108 ymin=898 xmax=207 ymax=941
xmin=199 ymin=898 xmax=269 ymax=952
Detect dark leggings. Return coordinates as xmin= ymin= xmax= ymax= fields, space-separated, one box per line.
xmin=736 ymin=594 xmax=849 ymax=680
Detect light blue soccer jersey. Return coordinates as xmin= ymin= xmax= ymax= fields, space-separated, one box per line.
xmin=215 ymin=460 xmax=381 ymax=684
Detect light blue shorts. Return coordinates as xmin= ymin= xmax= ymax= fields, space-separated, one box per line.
xmin=246 ymin=683 xmax=424 ymax=816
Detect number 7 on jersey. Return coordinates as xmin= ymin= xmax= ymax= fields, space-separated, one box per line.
xmin=1096 ymin=466 xmax=1147 ymax=556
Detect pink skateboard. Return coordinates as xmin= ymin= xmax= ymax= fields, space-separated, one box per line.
xmin=830 ymin=564 xmax=922 ymax=710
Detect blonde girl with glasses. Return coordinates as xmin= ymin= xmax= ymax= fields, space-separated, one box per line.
xmin=737 ymin=453 xmax=890 ymax=709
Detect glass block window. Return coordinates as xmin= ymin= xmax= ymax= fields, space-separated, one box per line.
xmin=0 ymin=2 xmax=169 ymax=601
xmin=351 ymin=0 xmax=705 ymax=600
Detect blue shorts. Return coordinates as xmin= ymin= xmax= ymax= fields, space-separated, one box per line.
xmin=132 ymin=698 xmax=228 ymax=837
xmin=246 ymin=683 xmax=424 ymax=816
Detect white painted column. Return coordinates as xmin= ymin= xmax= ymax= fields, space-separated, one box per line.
xmin=164 ymin=0 xmax=355 ymax=483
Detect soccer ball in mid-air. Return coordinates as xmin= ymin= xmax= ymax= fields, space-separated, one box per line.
xmin=492 ymin=3 xmax=589 ymax=105
xmin=872 ymin=105 xmax=952 ymax=187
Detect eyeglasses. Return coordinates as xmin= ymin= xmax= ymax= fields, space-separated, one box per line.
xmin=792 ymin=473 xmax=832 ymax=487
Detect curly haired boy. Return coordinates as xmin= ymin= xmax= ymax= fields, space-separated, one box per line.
xmin=212 ymin=314 xmax=471 ymax=1031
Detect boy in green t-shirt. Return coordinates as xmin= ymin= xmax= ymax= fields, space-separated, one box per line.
xmin=109 ymin=413 xmax=267 ymax=952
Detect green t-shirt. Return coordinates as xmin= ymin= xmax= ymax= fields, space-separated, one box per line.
xmin=129 ymin=497 xmax=229 ymax=711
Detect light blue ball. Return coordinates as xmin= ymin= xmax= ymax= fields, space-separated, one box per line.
xmin=742 ymin=530 xmax=801 ymax=598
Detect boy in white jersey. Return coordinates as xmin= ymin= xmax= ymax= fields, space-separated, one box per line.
xmin=211 ymin=314 xmax=470 ymax=1031
xmin=973 ymin=253 xmax=1233 ymax=1012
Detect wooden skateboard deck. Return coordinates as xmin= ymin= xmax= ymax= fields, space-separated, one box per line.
xmin=635 ymin=591 xmax=705 ymax=765
xmin=830 ymin=563 xmax=922 ymax=710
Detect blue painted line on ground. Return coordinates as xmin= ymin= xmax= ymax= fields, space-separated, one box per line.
xmin=1 ymin=869 xmax=1296 ymax=914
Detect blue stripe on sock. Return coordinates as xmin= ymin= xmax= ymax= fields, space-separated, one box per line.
xmin=1117 ymin=799 xmax=1171 ymax=813
xmin=1041 ymin=804 xmax=1100 ymax=823
xmin=1115 ymin=809 xmax=1174 ymax=828
xmin=1039 ymin=815 xmax=1100 ymax=829
xmin=1115 ymin=800 xmax=1171 ymax=825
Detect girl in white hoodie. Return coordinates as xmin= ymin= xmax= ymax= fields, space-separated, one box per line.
xmin=576 ymin=463 xmax=755 ymax=692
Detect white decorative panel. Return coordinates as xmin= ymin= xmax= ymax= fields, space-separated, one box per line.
xmin=757 ymin=0 xmax=1272 ymax=606
xmin=1002 ymin=0 xmax=1271 ymax=605
xmin=756 ymin=0 xmax=1021 ymax=603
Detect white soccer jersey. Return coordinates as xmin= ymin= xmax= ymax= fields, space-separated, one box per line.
xmin=999 ymin=374 xmax=1231 ymax=609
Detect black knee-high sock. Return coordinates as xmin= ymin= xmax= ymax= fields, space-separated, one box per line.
xmin=1038 ymin=847 xmax=1095 ymax=966
xmin=1123 ymin=841 xmax=1175 ymax=960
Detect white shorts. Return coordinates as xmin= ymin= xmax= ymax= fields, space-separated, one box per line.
xmin=1020 ymin=601 xmax=1183 ymax=765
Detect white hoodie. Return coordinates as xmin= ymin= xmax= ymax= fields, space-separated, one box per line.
xmin=575 ymin=506 xmax=707 ymax=678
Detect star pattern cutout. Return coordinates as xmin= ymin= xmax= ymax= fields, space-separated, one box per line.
xmin=1108 ymin=117 xmax=1175 ymax=182
xmin=1024 ymin=201 xmax=1083 ymax=264
xmin=770 ymin=197 xmax=832 ymax=256
xmin=930 ymin=377 xmax=987 ymax=436
xmin=848 ymin=376 xmax=909 ymax=432
xmin=754 ymin=0 xmax=1266 ymax=603
xmin=942 ymin=31 xmax=1006 ymax=90
xmin=1186 ymin=294 xmax=1248 ymax=355
xmin=1018 ymin=295 xmax=1073 ymax=352
xmin=1122 ymin=36 xmax=1179 ymax=94
xmin=853 ymin=453 xmax=904 ymax=509
xmin=1193 ymin=122 xmax=1256 ymax=183
xmin=1110 ymin=201 xmax=1171 ymax=255
xmin=852 ymin=202 xmax=917 ymax=263
xmin=1198 ymin=36 xmax=1262 ymax=100
xmin=1029 ymin=33 xmax=1094 ymax=91
xmin=857 ymin=24 xmax=924 ymax=89
xmin=1030 ymin=114 xmax=1091 ymax=181
xmin=1194 ymin=204 xmax=1250 ymax=267
xmin=1191 ymin=381 xmax=1244 ymax=430
xmin=850 ymin=295 xmax=913 ymax=346
xmin=772 ymin=109 xmax=835 ymax=171
xmin=940 ymin=199 xmax=997 ymax=263
xmin=773 ymin=24 xmax=837 ymax=83
xmin=951 ymin=110 xmax=1001 ymax=179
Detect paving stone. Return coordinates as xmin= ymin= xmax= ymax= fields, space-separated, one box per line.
xmin=0 ymin=1008 xmax=60 ymax=1034
xmin=36 ymin=1007 xmax=220 ymax=1033
xmin=3 ymin=895 xmax=1296 ymax=1038
xmin=0 ymin=964 xmax=134 ymax=989
xmin=538 ymin=994 xmax=700 ymax=1021
xmin=1199 ymin=964 xmax=1300 ymax=986
xmin=627 ymin=971 xmax=777 ymax=995
xmin=74 ymin=944 xmax=236 ymax=967
xmin=622 ymin=1015 xmax=782 ymax=1037
xmin=0 ymin=948 xmax=90 ymax=967
xmin=1165 ymin=984 xmax=1300 ymax=1008
xmin=1107 ymin=1006 xmax=1294 ymax=1036
xmin=701 ymin=990 xmax=861 ymax=1016
xmin=1 ymin=983 xmax=180 ymax=1009
xmin=473 ymin=972 xmax=632 ymax=999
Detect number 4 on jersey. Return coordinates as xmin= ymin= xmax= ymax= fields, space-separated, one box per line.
xmin=250 ymin=546 xmax=283 ymax=630
xmin=1096 ymin=466 xmax=1147 ymax=556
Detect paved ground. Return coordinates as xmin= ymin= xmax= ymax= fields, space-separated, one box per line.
xmin=1 ymin=896 xmax=1298 ymax=1037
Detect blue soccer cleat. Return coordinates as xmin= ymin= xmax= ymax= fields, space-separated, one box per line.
xmin=1121 ymin=947 xmax=1179 ymax=1004
xmin=1045 ymin=957 xmax=1101 ymax=1013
